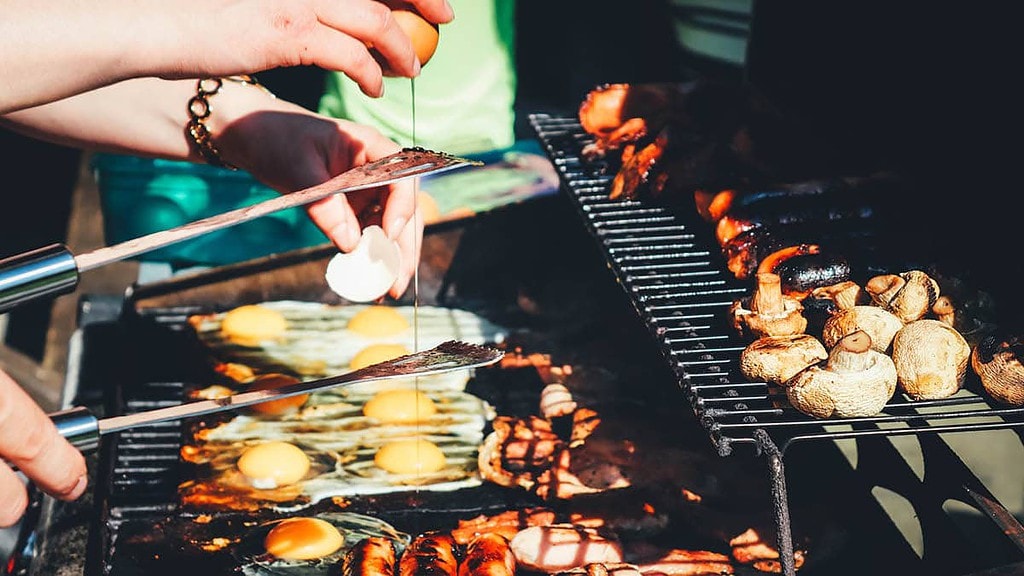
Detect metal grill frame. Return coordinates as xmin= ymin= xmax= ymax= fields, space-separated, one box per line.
xmin=529 ymin=112 xmax=1024 ymax=576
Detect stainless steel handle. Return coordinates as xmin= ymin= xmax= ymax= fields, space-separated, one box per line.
xmin=48 ymin=406 xmax=100 ymax=452
xmin=0 ymin=243 xmax=79 ymax=314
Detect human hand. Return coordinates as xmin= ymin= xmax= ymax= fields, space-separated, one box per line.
xmin=212 ymin=88 xmax=423 ymax=299
xmin=0 ymin=370 xmax=88 ymax=528
xmin=160 ymin=0 xmax=456 ymax=98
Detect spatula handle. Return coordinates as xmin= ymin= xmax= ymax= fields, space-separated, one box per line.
xmin=0 ymin=243 xmax=79 ymax=314
xmin=49 ymin=406 xmax=100 ymax=452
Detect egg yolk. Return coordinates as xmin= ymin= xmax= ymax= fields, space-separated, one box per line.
xmin=374 ymin=438 xmax=447 ymax=474
xmin=347 ymin=306 xmax=410 ymax=337
xmin=363 ymin=388 xmax=438 ymax=423
xmin=220 ymin=304 xmax=288 ymax=344
xmin=264 ymin=517 xmax=344 ymax=560
xmin=246 ymin=373 xmax=309 ymax=416
xmin=350 ymin=343 xmax=410 ymax=370
xmin=237 ymin=441 xmax=311 ymax=489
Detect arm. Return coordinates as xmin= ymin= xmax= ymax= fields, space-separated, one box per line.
xmin=0 ymin=0 xmax=455 ymax=114
xmin=1 ymin=76 xmax=421 ymax=296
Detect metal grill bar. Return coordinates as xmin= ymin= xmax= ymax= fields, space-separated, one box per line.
xmin=529 ymin=112 xmax=1024 ymax=458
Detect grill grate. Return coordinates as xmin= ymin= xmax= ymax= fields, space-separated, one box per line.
xmin=529 ymin=112 xmax=1024 ymax=458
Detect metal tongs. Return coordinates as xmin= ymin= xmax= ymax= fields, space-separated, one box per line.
xmin=49 ymin=340 xmax=503 ymax=453
xmin=0 ymin=148 xmax=479 ymax=314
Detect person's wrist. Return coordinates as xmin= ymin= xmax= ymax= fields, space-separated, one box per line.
xmin=185 ymin=75 xmax=276 ymax=170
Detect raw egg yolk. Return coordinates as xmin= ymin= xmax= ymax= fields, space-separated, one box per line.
xmin=246 ymin=373 xmax=309 ymax=416
xmin=363 ymin=388 xmax=438 ymax=423
xmin=350 ymin=343 xmax=410 ymax=370
xmin=347 ymin=306 xmax=410 ymax=337
xmin=220 ymin=304 xmax=288 ymax=344
xmin=374 ymin=438 xmax=447 ymax=474
xmin=237 ymin=441 xmax=310 ymax=489
xmin=264 ymin=517 xmax=344 ymax=560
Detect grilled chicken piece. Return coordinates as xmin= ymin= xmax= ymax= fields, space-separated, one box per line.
xmin=578 ymin=82 xmax=690 ymax=159
xmin=451 ymin=508 xmax=558 ymax=546
xmin=510 ymin=524 xmax=624 ymax=573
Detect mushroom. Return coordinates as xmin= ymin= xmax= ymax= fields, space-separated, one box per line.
xmin=740 ymin=334 xmax=828 ymax=386
xmin=810 ymin=280 xmax=867 ymax=311
xmin=971 ymin=333 xmax=1024 ymax=406
xmin=821 ymin=305 xmax=904 ymax=353
xmin=864 ymin=270 xmax=940 ymax=323
xmin=891 ymin=318 xmax=971 ymax=400
xmin=782 ymin=327 xmax=897 ymax=416
xmin=784 ymin=330 xmax=898 ymax=419
xmin=730 ymin=272 xmax=807 ymax=340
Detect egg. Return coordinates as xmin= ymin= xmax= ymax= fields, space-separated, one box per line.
xmin=325 ymin=225 xmax=401 ymax=303
xmin=374 ymin=438 xmax=447 ymax=474
xmin=372 ymin=4 xmax=440 ymax=75
xmin=237 ymin=441 xmax=311 ymax=488
xmin=246 ymin=373 xmax=309 ymax=416
xmin=347 ymin=305 xmax=410 ymax=337
xmin=350 ymin=343 xmax=410 ymax=370
xmin=392 ymin=8 xmax=439 ymax=67
xmin=363 ymin=388 xmax=438 ymax=423
xmin=220 ymin=304 xmax=288 ymax=344
xmin=264 ymin=517 xmax=344 ymax=560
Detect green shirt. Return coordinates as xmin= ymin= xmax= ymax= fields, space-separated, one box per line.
xmin=319 ymin=0 xmax=517 ymax=156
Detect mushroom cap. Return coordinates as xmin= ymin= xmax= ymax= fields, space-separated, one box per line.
xmin=740 ymin=334 xmax=828 ymax=386
xmin=971 ymin=334 xmax=1024 ymax=406
xmin=785 ymin=337 xmax=897 ymax=419
xmin=865 ymin=270 xmax=940 ymax=323
xmin=891 ymin=319 xmax=970 ymax=400
xmin=821 ymin=305 xmax=904 ymax=353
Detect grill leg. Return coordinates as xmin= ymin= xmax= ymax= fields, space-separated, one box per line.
xmin=754 ymin=429 xmax=795 ymax=576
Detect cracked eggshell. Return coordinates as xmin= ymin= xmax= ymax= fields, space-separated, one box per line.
xmin=325 ymin=225 xmax=401 ymax=302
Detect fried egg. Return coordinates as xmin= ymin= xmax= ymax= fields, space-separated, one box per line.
xmin=374 ymin=438 xmax=447 ymax=474
xmin=236 ymin=512 xmax=410 ymax=575
xmin=347 ymin=305 xmax=410 ymax=337
xmin=246 ymin=373 xmax=309 ymax=416
xmin=349 ymin=343 xmax=410 ymax=370
xmin=189 ymin=302 xmax=507 ymax=383
xmin=237 ymin=441 xmax=311 ymax=489
xmin=264 ymin=517 xmax=344 ymax=560
xmin=363 ymin=388 xmax=437 ymax=423
xmin=218 ymin=304 xmax=288 ymax=345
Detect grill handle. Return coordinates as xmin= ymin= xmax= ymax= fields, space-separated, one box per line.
xmin=49 ymin=406 xmax=100 ymax=452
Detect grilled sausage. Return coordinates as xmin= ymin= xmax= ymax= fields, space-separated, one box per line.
xmin=343 ymin=536 xmax=397 ymax=576
xmin=771 ymin=252 xmax=851 ymax=300
xmin=458 ymin=533 xmax=516 ymax=576
xmin=398 ymin=532 xmax=459 ymax=576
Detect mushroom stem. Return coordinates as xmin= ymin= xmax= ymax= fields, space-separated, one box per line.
xmin=827 ymin=330 xmax=874 ymax=373
xmin=752 ymin=272 xmax=785 ymax=315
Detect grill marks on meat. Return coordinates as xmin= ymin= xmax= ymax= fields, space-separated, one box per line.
xmin=458 ymin=533 xmax=516 ymax=576
xmin=343 ymin=536 xmax=397 ymax=576
xmin=451 ymin=508 xmax=558 ymax=546
xmin=398 ymin=532 xmax=459 ymax=576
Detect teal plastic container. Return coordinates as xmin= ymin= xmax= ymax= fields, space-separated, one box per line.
xmin=92 ymin=154 xmax=328 ymax=266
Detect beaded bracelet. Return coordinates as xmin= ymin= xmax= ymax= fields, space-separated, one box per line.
xmin=186 ymin=75 xmax=272 ymax=170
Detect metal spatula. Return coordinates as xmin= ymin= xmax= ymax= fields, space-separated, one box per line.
xmin=0 ymin=148 xmax=479 ymax=314
xmin=47 ymin=340 xmax=503 ymax=453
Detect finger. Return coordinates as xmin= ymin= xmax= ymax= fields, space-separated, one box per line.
xmin=299 ymin=26 xmax=386 ymax=98
xmin=307 ymin=194 xmax=362 ymax=252
xmin=405 ymin=0 xmax=456 ymax=23
xmin=390 ymin=205 xmax=425 ymax=298
xmin=0 ymin=372 xmax=87 ymax=502
xmin=316 ymin=0 xmax=419 ymax=79
xmin=381 ymin=180 xmax=416 ymax=243
xmin=0 ymin=464 xmax=28 ymax=528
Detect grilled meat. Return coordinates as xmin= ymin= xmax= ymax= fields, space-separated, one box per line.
xmin=458 ymin=533 xmax=516 ymax=576
xmin=510 ymin=524 xmax=623 ymax=573
xmin=343 ymin=536 xmax=397 ymax=576
xmin=398 ymin=532 xmax=459 ymax=576
xmin=451 ymin=508 xmax=558 ymax=546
